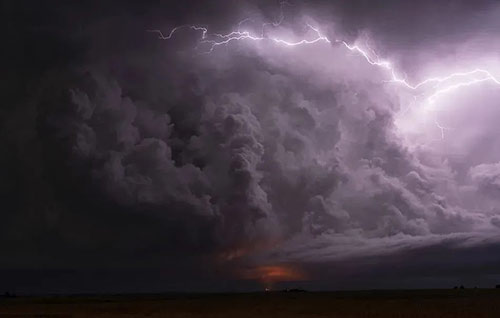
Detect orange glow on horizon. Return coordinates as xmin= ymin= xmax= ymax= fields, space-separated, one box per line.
xmin=240 ymin=265 xmax=307 ymax=285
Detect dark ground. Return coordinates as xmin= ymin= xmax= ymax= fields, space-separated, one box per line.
xmin=1 ymin=289 xmax=500 ymax=317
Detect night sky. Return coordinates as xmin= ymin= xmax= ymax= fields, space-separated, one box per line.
xmin=3 ymin=0 xmax=500 ymax=294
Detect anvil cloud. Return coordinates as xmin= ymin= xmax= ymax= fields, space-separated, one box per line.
xmin=3 ymin=0 xmax=500 ymax=292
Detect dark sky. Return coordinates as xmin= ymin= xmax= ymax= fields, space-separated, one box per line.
xmin=3 ymin=0 xmax=500 ymax=294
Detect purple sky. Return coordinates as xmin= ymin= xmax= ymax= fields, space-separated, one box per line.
xmin=3 ymin=0 xmax=500 ymax=293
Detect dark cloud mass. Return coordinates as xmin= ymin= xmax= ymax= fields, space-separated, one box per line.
xmin=3 ymin=0 xmax=500 ymax=293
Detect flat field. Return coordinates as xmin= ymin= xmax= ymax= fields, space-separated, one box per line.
xmin=1 ymin=289 xmax=500 ymax=317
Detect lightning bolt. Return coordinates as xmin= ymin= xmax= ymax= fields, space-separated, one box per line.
xmin=148 ymin=6 xmax=500 ymax=139
xmin=148 ymin=25 xmax=208 ymax=40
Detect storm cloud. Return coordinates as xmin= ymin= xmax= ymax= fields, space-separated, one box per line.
xmin=3 ymin=0 xmax=500 ymax=292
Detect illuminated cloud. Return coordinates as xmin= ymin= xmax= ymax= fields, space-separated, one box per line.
xmin=5 ymin=0 xmax=500 ymax=292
